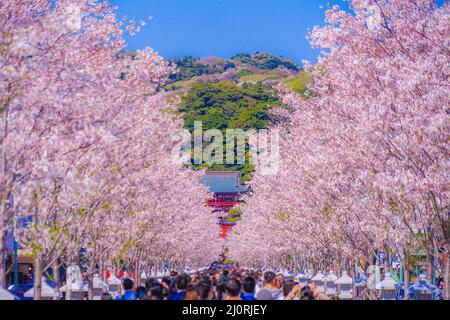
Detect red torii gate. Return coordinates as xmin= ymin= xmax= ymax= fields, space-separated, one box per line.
xmin=200 ymin=172 xmax=248 ymax=239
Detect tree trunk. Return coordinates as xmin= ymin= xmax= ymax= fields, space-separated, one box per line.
xmin=52 ymin=261 xmax=59 ymax=287
xmin=427 ymin=258 xmax=433 ymax=283
xmin=66 ymin=265 xmax=72 ymax=301
xmin=403 ymin=261 xmax=410 ymax=300
xmin=135 ymin=255 xmax=141 ymax=287
xmin=99 ymin=260 xmax=106 ymax=293
xmin=445 ymin=245 xmax=449 ymax=300
xmin=33 ymin=258 xmax=43 ymax=300
xmin=1 ymin=106 xmax=10 ymax=290
xmin=102 ymin=264 xmax=108 ymax=292
xmin=0 ymin=231 xmax=6 ymax=288
xmin=87 ymin=272 xmax=94 ymax=300
xmin=52 ymin=261 xmax=60 ymax=300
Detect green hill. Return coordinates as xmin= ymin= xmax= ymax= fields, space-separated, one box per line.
xmin=166 ymin=52 xmax=301 ymax=90
xmin=285 ymin=71 xmax=313 ymax=97
xmin=166 ymin=52 xmax=305 ymax=182
xmin=231 ymin=52 xmax=300 ymax=71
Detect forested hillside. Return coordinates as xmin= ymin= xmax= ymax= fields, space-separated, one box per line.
xmin=167 ymin=52 xmax=312 ymax=181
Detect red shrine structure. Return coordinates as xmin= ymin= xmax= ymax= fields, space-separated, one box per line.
xmin=199 ymin=171 xmax=248 ymax=239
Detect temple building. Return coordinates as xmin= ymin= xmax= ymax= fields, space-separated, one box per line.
xmin=199 ymin=171 xmax=248 ymax=239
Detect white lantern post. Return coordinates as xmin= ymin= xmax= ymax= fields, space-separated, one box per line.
xmin=325 ymin=271 xmax=338 ymax=298
xmin=376 ymin=272 xmax=398 ymax=300
xmin=296 ymin=271 xmax=308 ymax=287
xmin=92 ymin=273 xmax=108 ymax=300
xmin=140 ymin=271 xmax=148 ymax=287
xmin=60 ymin=280 xmax=87 ymax=300
xmin=107 ymin=273 xmax=122 ymax=296
xmin=305 ymin=270 xmax=313 ymax=285
xmin=283 ymin=270 xmax=294 ymax=282
xmin=311 ymin=271 xmax=325 ymax=293
xmin=60 ymin=265 xmax=88 ymax=300
xmin=335 ymin=271 xmax=353 ymax=300
xmin=24 ymin=277 xmax=60 ymax=300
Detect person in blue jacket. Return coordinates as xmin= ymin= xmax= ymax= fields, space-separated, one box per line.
xmin=241 ymin=276 xmax=257 ymax=300
xmin=116 ymin=278 xmax=136 ymax=300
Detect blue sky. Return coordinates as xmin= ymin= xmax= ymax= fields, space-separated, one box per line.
xmin=110 ymin=0 xmax=446 ymax=65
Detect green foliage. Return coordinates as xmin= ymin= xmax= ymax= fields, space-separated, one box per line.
xmin=178 ymin=81 xmax=280 ymax=182
xmin=232 ymin=69 xmax=255 ymax=79
xmin=230 ymin=53 xmax=254 ymax=64
xmin=231 ymin=52 xmax=300 ymax=71
xmin=179 ymin=81 xmax=279 ymax=130
xmin=168 ymin=56 xmax=236 ymax=83
xmin=168 ymin=53 xmax=300 ymax=182
xmin=285 ymin=71 xmax=313 ymax=96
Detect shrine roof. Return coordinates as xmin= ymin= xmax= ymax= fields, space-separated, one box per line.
xmin=199 ymin=171 xmax=248 ymax=193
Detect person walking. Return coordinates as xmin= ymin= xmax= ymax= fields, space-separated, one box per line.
xmin=256 ymin=271 xmax=283 ymax=300
xmin=115 ymin=279 xmax=136 ymax=300
xmin=225 ymin=278 xmax=242 ymax=301
xmin=241 ymin=277 xmax=257 ymax=301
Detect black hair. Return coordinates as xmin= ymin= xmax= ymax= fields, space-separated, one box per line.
xmin=216 ymin=281 xmax=226 ymax=301
xmin=145 ymin=277 xmax=159 ymax=291
xmin=123 ymin=278 xmax=134 ymax=291
xmin=176 ymin=274 xmax=190 ymax=290
xmin=225 ymin=278 xmax=241 ymax=297
xmin=197 ymin=281 xmax=212 ymax=300
xmin=300 ymin=286 xmax=315 ymax=300
xmin=283 ymin=281 xmax=295 ymax=297
xmin=201 ymin=275 xmax=212 ymax=285
xmin=162 ymin=277 xmax=171 ymax=288
xmin=243 ymin=276 xmax=256 ymax=294
xmin=135 ymin=286 xmax=146 ymax=300
xmin=264 ymin=271 xmax=276 ymax=284
xmin=149 ymin=283 xmax=164 ymax=300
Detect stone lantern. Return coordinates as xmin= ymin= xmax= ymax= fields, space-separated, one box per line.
xmin=296 ymin=271 xmax=308 ymax=287
xmin=60 ymin=280 xmax=87 ymax=300
xmin=283 ymin=270 xmax=294 ymax=282
xmin=60 ymin=265 xmax=88 ymax=300
xmin=92 ymin=273 xmax=108 ymax=300
xmin=140 ymin=271 xmax=148 ymax=287
xmin=24 ymin=277 xmax=60 ymax=300
xmin=311 ymin=271 xmax=325 ymax=293
xmin=305 ymin=270 xmax=313 ymax=285
xmin=376 ymin=272 xmax=398 ymax=300
xmin=335 ymin=271 xmax=353 ymax=300
xmin=107 ymin=273 xmax=122 ymax=296
xmin=408 ymin=274 xmax=441 ymax=300
xmin=325 ymin=271 xmax=338 ymax=298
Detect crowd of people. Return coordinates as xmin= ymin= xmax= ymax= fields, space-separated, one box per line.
xmin=104 ymin=267 xmax=330 ymax=301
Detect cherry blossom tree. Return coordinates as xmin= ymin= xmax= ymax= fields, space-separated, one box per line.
xmin=1 ymin=0 xmax=220 ymax=299
xmin=231 ymin=0 xmax=449 ymax=299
